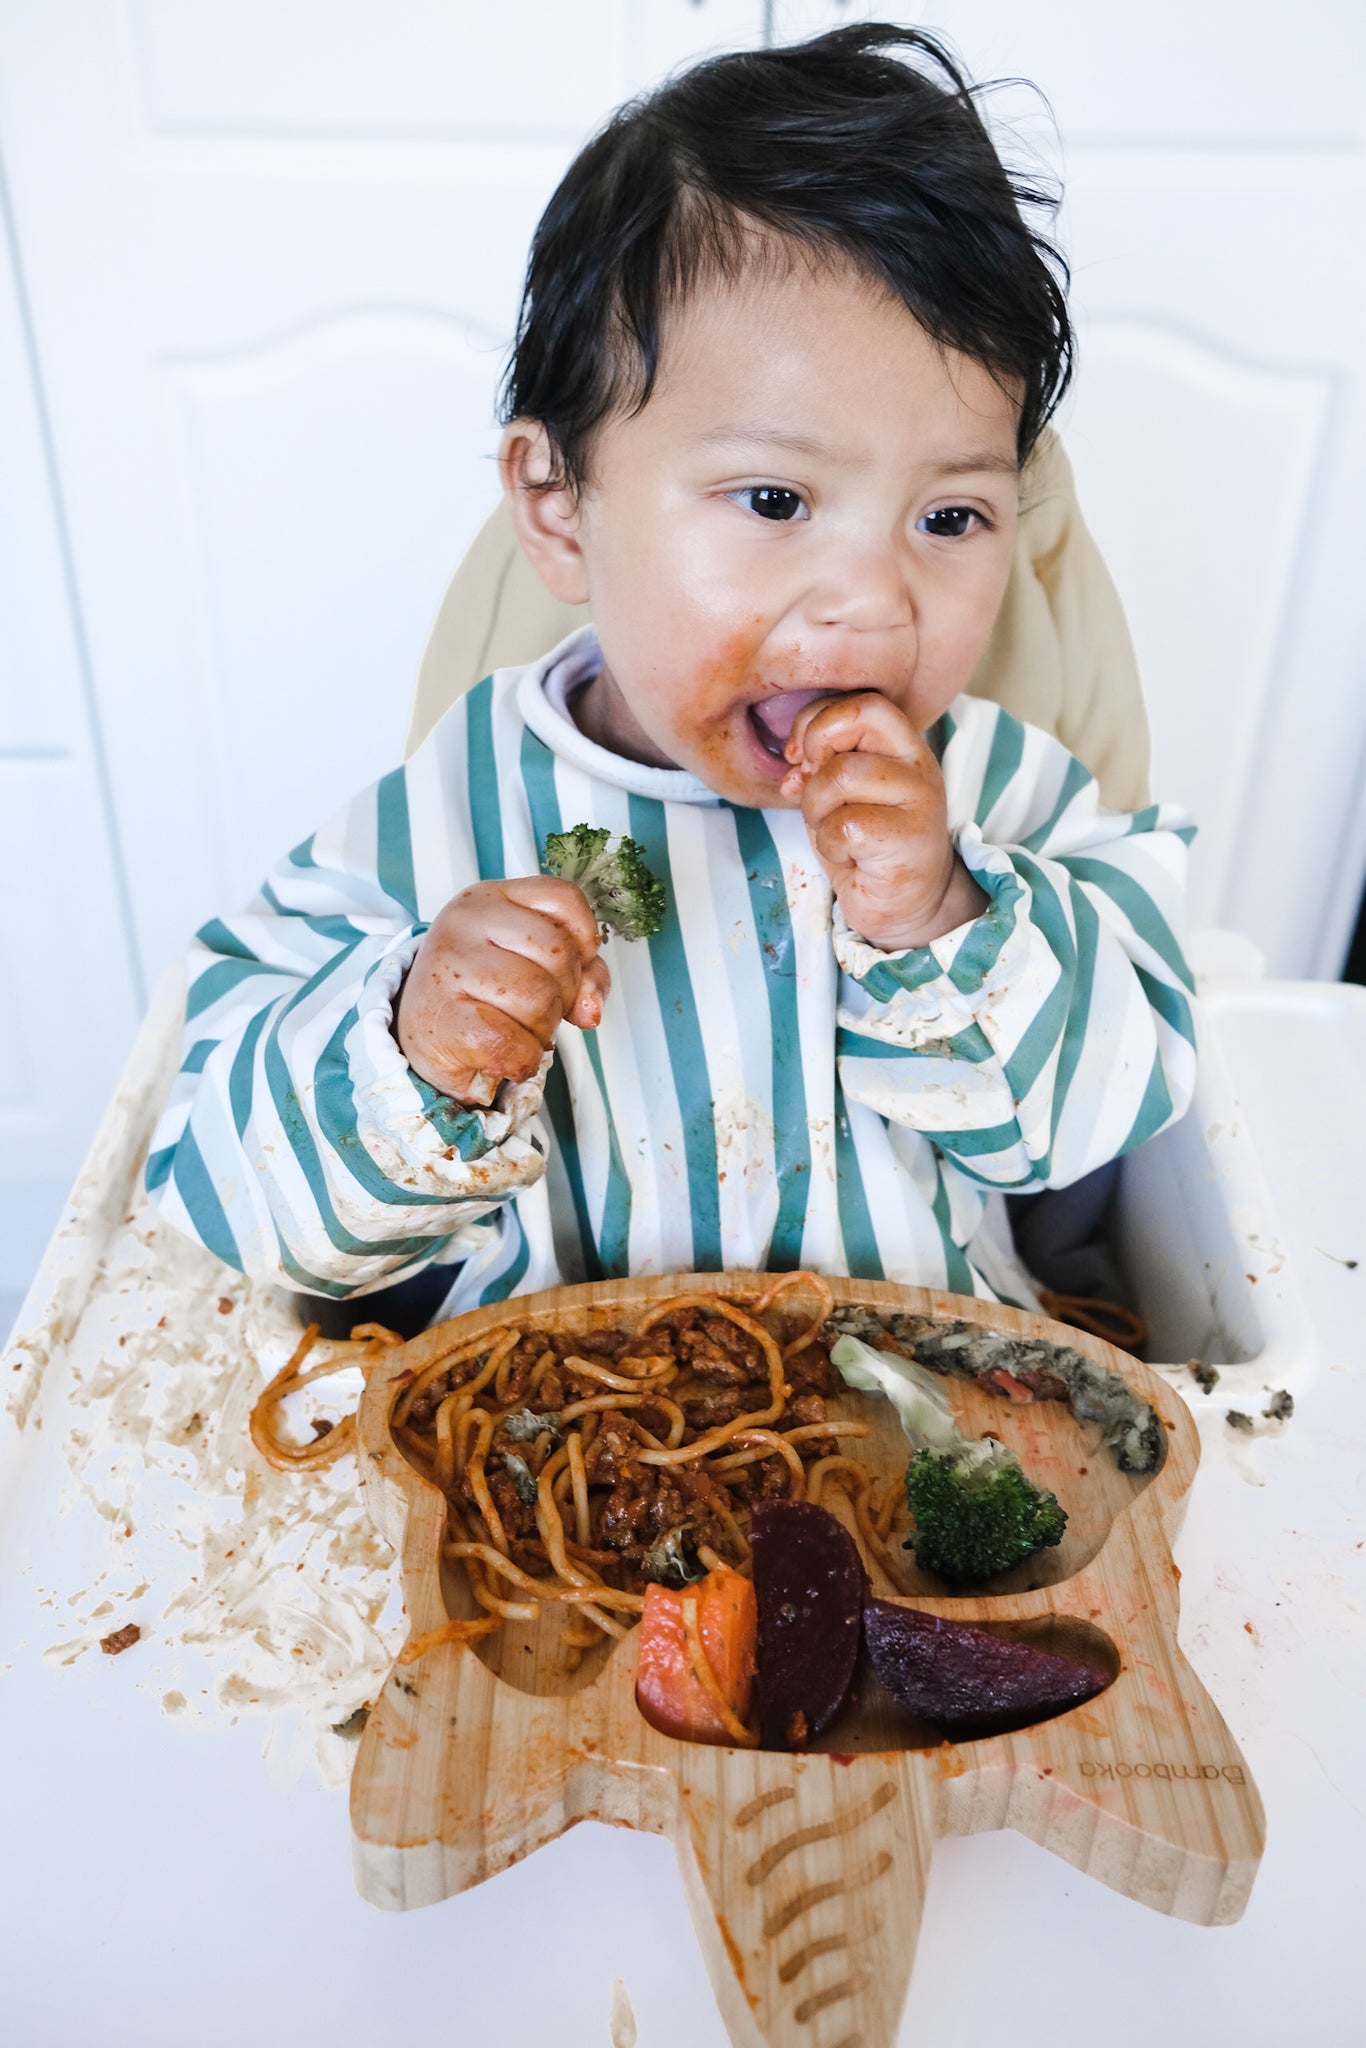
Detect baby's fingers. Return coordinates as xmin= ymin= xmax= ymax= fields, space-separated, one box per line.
xmin=785 ymin=690 xmax=923 ymax=776
xmin=566 ymin=956 xmax=612 ymax=1031
xmin=404 ymin=992 xmax=547 ymax=1104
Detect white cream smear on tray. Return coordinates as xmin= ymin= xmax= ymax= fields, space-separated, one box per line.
xmin=41 ymin=1194 xmax=404 ymax=1789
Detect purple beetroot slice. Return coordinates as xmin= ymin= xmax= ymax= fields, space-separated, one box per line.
xmin=863 ymin=1598 xmax=1110 ymax=1740
xmin=752 ymin=1499 xmax=866 ymax=1750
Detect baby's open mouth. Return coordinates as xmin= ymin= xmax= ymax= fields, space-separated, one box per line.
xmin=746 ymin=689 xmax=832 ymax=762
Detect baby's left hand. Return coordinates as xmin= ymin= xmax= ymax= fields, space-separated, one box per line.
xmin=782 ymin=693 xmax=988 ymax=953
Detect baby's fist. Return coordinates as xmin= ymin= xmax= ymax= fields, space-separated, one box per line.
xmin=396 ymin=877 xmax=609 ymax=1108
xmin=783 ymin=692 xmax=986 ymax=952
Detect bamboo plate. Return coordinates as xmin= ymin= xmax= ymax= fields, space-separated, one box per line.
xmin=350 ymin=1273 xmax=1264 ymax=2048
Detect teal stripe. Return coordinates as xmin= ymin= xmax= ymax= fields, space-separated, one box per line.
xmin=465 ymin=678 xmax=505 ymax=882
xmin=833 ymin=1081 xmax=884 ymax=1280
xmin=837 ymin=1021 xmax=994 ymax=1064
xmin=407 ymin=1074 xmax=499 ymax=1162
xmin=260 ymin=878 xmax=364 ymax=944
xmin=186 ymin=956 xmax=278 ymax=1023
xmin=260 ymin=955 xmax=453 ymax=1261
xmin=1064 ymin=855 xmax=1196 ymax=992
xmin=1032 ymin=877 xmax=1101 ymax=1181
xmin=856 ymin=948 xmax=943 ymax=1003
xmin=1134 ymin=966 xmax=1196 ymax=1050
xmin=974 ymin=710 xmax=1025 ymax=829
xmin=733 ymin=808 xmax=809 ymax=1269
xmin=582 ymin=1031 xmax=632 ymax=1275
xmin=924 ymin=1116 xmax=1025 ymax=1159
xmin=287 ymin=834 xmax=317 ymax=870
xmin=945 ymin=866 xmax=1023 ymax=993
xmin=999 ymin=851 xmax=1077 ymax=1103
xmin=628 ymin=792 xmax=721 ymax=1272
xmin=375 ymin=767 xmax=418 ymax=916
xmin=144 ymin=1144 xmax=175 ymax=1193
xmin=315 ymin=1011 xmax=484 ymax=1197
xmin=1018 ymin=754 xmax=1092 ymax=853
xmin=196 ymin=917 xmax=257 ymax=962
xmin=1119 ymin=1045 xmax=1176 ymax=1155
xmin=925 ymin=709 xmax=955 ymax=763
xmin=929 ymin=1167 xmax=974 ymax=1294
xmin=481 ymin=1211 xmax=531 ymax=1306
xmin=229 ymin=1005 xmax=272 ymax=1140
xmin=183 ymin=1037 xmax=218 ymax=1075
xmin=271 ymin=1226 xmax=381 ymax=1300
xmin=172 ymin=1126 xmax=243 ymax=1273
xmin=518 ymin=724 xmax=632 ymax=1269
xmin=1126 ymin=803 xmax=1161 ymax=837
xmin=540 ymin=1058 xmax=599 ymax=1280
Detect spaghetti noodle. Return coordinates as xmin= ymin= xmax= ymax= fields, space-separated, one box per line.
xmin=392 ymin=1275 xmax=875 ymax=1666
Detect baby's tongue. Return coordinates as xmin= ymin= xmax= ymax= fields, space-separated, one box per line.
xmin=749 ymin=688 xmax=832 ymax=751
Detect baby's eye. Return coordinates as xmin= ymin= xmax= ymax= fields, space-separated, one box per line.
xmin=917 ymin=505 xmax=981 ymax=539
xmin=733 ymin=485 xmax=809 ymax=522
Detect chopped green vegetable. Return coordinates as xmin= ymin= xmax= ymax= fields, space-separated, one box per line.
xmin=542 ymin=823 xmax=666 ymax=941
xmin=503 ymin=1453 xmax=539 ymax=1505
xmin=831 ymin=1333 xmax=1068 ymax=1588
xmin=641 ymin=1524 xmax=704 ymax=1587
xmin=902 ymin=1450 xmax=1068 ymax=1588
xmin=501 ymin=1407 xmax=558 ymax=1442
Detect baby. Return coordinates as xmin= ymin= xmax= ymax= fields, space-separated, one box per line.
xmin=147 ymin=26 xmax=1195 ymax=1320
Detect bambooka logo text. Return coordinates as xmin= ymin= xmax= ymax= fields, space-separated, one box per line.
xmin=1079 ymin=1760 xmax=1246 ymax=1784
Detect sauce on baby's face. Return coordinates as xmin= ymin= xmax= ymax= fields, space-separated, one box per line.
xmin=565 ymin=254 xmax=1022 ymax=807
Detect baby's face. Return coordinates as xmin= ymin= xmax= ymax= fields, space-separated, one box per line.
xmin=510 ymin=257 xmax=1021 ymax=808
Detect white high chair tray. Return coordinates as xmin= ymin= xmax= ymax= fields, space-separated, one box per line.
xmin=2 ymin=975 xmax=1363 ymax=2047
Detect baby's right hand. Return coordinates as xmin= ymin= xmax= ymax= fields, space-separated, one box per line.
xmin=396 ymin=878 xmax=609 ymax=1108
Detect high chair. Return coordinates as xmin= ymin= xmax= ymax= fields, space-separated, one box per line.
xmin=4 ymin=431 xmax=1363 ymax=2048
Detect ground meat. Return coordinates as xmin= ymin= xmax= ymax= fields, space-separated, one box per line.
xmin=680 ymin=1332 xmax=750 ymax=1384
xmin=704 ymin=1317 xmax=765 ymax=1372
xmin=784 ymin=1393 xmax=827 ymax=1429
xmin=755 ymin=1456 xmax=789 ymax=1498
xmin=568 ymin=1329 xmax=630 ymax=1362
xmin=583 ymin=1411 xmax=639 ymax=1488
xmin=534 ymin=1368 xmax=565 ymax=1412
xmin=645 ymin=1482 xmax=687 ymax=1535
xmin=100 ymin=1623 xmax=141 ymax=1656
xmin=675 ymin=1466 xmax=724 ymax=1506
xmin=684 ymin=1390 xmax=744 ymax=1428
xmin=481 ymin=1468 xmax=539 ymax=1543
xmin=785 ymin=1342 xmax=834 ymax=1395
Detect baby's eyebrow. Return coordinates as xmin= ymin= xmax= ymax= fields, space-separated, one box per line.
xmin=693 ymin=424 xmax=1019 ymax=480
xmin=934 ymin=450 xmax=1021 ymax=479
xmin=694 ymin=422 xmax=837 ymax=459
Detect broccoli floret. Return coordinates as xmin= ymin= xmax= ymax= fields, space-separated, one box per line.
xmin=829 ymin=1334 xmax=1068 ymax=1588
xmin=903 ymin=1444 xmax=1068 ymax=1588
xmin=542 ymin=823 xmax=666 ymax=941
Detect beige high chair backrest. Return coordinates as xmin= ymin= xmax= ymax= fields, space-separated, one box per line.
xmin=406 ymin=428 xmax=1151 ymax=812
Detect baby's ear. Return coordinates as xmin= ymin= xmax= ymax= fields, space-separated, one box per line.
xmin=499 ymin=421 xmax=589 ymax=606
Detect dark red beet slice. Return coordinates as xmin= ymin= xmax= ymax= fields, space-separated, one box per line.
xmin=752 ymin=1500 xmax=866 ymax=1750
xmin=863 ymin=1598 xmax=1110 ymax=1740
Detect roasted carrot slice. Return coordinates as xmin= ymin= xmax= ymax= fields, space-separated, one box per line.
xmin=634 ymin=1567 xmax=757 ymax=1746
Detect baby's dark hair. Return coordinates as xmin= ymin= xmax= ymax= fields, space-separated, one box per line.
xmin=501 ymin=23 xmax=1072 ymax=491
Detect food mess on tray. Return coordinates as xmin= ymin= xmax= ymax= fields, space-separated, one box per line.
xmin=251 ymin=1276 xmax=1150 ymax=1748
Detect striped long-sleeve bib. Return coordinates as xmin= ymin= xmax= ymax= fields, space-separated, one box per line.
xmin=146 ymin=628 xmax=1196 ymax=1316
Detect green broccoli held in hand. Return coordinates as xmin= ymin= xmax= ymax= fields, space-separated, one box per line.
xmin=830 ymin=1334 xmax=1067 ymax=1588
xmin=542 ymin=824 xmax=666 ymax=942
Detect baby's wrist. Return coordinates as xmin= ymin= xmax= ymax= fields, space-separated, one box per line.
xmin=845 ymin=851 xmax=988 ymax=954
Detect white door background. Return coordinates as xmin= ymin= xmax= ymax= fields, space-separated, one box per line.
xmin=2 ymin=0 xmax=1364 ymax=1301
